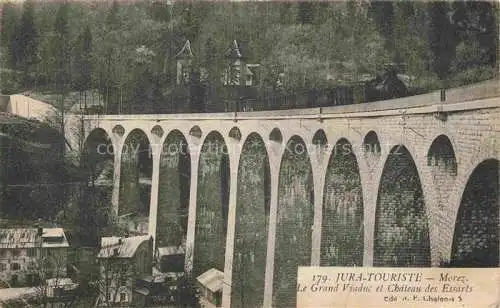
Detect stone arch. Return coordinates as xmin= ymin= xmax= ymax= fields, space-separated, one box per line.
xmin=363 ymin=130 xmax=381 ymax=155
xmin=427 ymin=134 xmax=457 ymax=175
xmin=269 ymin=128 xmax=283 ymax=143
xmin=193 ymin=131 xmax=230 ymax=277
xmin=229 ymin=126 xmax=242 ymax=141
xmin=84 ymin=128 xmax=114 ymax=180
xmin=151 ymin=125 xmax=164 ymax=138
xmin=112 ymin=124 xmax=125 ymax=137
xmin=118 ymin=128 xmax=152 ymax=235
xmin=374 ymin=145 xmax=431 ymax=266
xmin=273 ymin=135 xmax=314 ymax=307
xmin=156 ymin=130 xmax=191 ymax=255
xmin=450 ymin=159 xmax=498 ymax=267
xmin=321 ymin=138 xmax=363 ymax=266
xmin=312 ymin=129 xmax=328 ymax=146
xmin=81 ymin=128 xmax=114 ymax=243
xmin=232 ymin=133 xmax=271 ymax=308
xmin=189 ymin=125 xmax=202 ymax=138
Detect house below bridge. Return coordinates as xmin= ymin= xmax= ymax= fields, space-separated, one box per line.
xmin=0 ymin=228 xmax=69 ymax=287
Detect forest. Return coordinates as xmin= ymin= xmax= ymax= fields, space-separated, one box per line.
xmin=0 ymin=0 xmax=498 ymax=113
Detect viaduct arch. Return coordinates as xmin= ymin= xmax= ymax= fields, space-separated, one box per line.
xmin=79 ymin=79 xmax=499 ymax=307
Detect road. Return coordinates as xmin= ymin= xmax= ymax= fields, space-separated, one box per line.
xmin=0 ymin=286 xmax=37 ymax=307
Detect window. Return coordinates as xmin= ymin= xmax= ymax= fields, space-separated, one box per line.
xmin=11 ymin=275 xmax=18 ymax=286
xmin=107 ymin=293 xmax=111 ymax=302
xmin=120 ymin=275 xmax=127 ymax=287
xmin=28 ymin=248 xmax=37 ymax=257
xmin=0 ymin=250 xmax=7 ymax=258
xmin=182 ymin=67 xmax=190 ymax=83
xmin=0 ymin=263 xmax=6 ymax=271
xmin=11 ymin=263 xmax=20 ymax=271
xmin=120 ymin=293 xmax=126 ymax=302
xmin=12 ymin=249 xmax=20 ymax=258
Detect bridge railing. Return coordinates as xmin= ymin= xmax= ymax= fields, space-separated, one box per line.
xmin=83 ymin=78 xmax=499 ymax=121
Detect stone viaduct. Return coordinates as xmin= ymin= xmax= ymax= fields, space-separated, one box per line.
xmin=78 ymin=79 xmax=499 ymax=307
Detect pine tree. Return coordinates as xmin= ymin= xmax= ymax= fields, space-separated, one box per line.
xmin=16 ymin=0 xmax=39 ymax=87
xmin=427 ymin=2 xmax=457 ymax=81
xmin=101 ymin=0 xmax=120 ymax=113
xmin=297 ymin=2 xmax=314 ymax=24
xmin=369 ymin=1 xmax=395 ymax=55
xmin=73 ymin=25 xmax=93 ymax=93
xmin=0 ymin=3 xmax=19 ymax=69
xmin=53 ymin=3 xmax=71 ymax=91
xmin=106 ymin=0 xmax=119 ymax=30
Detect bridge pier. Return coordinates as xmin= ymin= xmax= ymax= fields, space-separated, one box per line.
xmin=148 ymin=143 xmax=161 ymax=250
xmin=185 ymin=150 xmax=200 ymax=273
xmin=263 ymin=151 xmax=281 ymax=308
xmin=222 ymin=144 xmax=241 ymax=308
xmin=111 ymin=142 xmax=123 ymax=215
xmin=310 ymin=148 xmax=327 ymax=266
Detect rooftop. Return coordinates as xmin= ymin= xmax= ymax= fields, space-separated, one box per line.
xmin=0 ymin=228 xmax=69 ymax=249
xmin=226 ymin=40 xmax=244 ymax=59
xmin=97 ymin=235 xmax=151 ymax=259
xmin=197 ymin=268 xmax=224 ymax=293
xmin=157 ymin=245 xmax=185 ymax=257
xmin=176 ymin=40 xmax=194 ymax=59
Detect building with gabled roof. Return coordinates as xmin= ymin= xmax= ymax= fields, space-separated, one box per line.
xmin=176 ymin=40 xmax=194 ymax=85
xmin=171 ymin=39 xmax=261 ymax=112
xmin=96 ymin=235 xmax=153 ymax=307
xmin=196 ymin=268 xmax=224 ymax=308
xmin=225 ymin=39 xmax=243 ymax=59
xmin=222 ymin=40 xmax=260 ymax=89
xmin=0 ymin=228 xmax=70 ymax=286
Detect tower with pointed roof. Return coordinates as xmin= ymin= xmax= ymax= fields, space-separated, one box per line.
xmin=224 ymin=40 xmax=246 ymax=86
xmin=176 ymin=40 xmax=194 ymax=85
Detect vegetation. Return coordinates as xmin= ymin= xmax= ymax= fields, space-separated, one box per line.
xmin=0 ymin=1 xmax=497 ymax=112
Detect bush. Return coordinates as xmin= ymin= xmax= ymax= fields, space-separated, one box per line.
xmin=448 ymin=66 xmax=498 ymax=88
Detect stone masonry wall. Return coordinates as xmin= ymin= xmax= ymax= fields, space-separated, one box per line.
xmin=321 ymin=139 xmax=363 ymax=266
xmin=231 ymin=134 xmax=270 ymax=308
xmin=193 ymin=134 xmax=229 ymax=277
xmin=451 ymin=159 xmax=498 ymax=266
xmin=119 ymin=133 xmax=143 ymax=216
xmin=273 ymin=137 xmax=313 ymax=308
xmin=374 ymin=146 xmax=431 ymax=267
xmin=156 ymin=134 xmax=190 ymax=248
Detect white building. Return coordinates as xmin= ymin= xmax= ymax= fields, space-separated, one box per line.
xmin=0 ymin=228 xmax=70 ymax=286
xmin=196 ymin=268 xmax=224 ymax=308
xmin=96 ymin=235 xmax=153 ymax=307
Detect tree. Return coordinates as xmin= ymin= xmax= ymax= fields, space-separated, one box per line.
xmin=53 ymin=3 xmax=71 ymax=89
xmin=15 ymin=0 xmax=39 ymax=87
xmin=106 ymin=1 xmax=119 ymax=30
xmin=297 ymin=2 xmax=314 ymax=24
xmin=427 ymin=2 xmax=457 ymax=81
xmin=449 ymin=1 xmax=498 ymax=82
xmin=0 ymin=3 xmax=20 ymax=69
xmin=91 ymin=238 xmax=152 ymax=307
xmin=92 ymin=253 xmax=133 ymax=307
xmin=130 ymin=45 xmax=164 ymax=114
xmin=28 ymin=251 xmax=73 ymax=308
xmin=73 ymin=26 xmax=92 ymax=92
xmin=369 ymin=1 xmax=394 ymax=53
